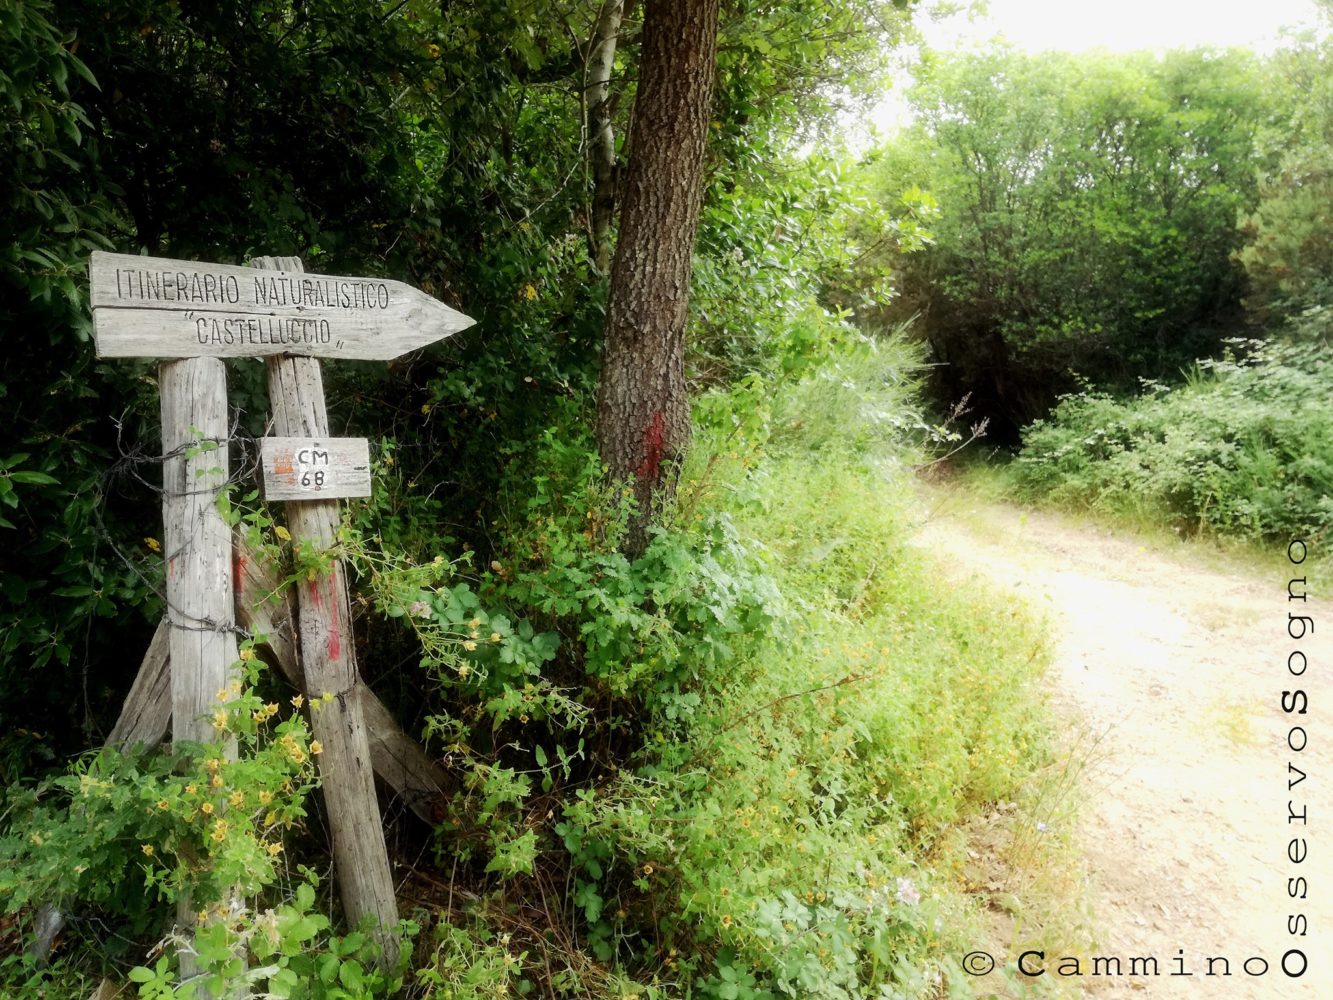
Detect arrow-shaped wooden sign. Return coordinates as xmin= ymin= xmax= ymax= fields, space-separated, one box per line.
xmin=89 ymin=251 xmax=474 ymax=361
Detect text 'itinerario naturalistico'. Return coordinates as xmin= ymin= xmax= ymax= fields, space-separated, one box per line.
xmin=109 ymin=266 xmax=393 ymax=348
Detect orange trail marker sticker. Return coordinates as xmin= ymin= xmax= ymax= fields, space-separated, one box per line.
xmin=259 ymin=437 xmax=372 ymax=502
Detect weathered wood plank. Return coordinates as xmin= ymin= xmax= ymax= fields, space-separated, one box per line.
xmin=89 ymin=251 xmax=474 ymax=361
xmin=259 ymin=436 xmax=371 ymax=502
xmin=160 ymin=357 xmax=240 ymax=748
xmin=106 ymin=619 xmax=171 ymax=751
xmin=96 ymin=533 xmax=448 ymax=825
xmin=253 ymin=255 xmax=400 ymax=964
xmin=159 ymin=356 xmax=241 ymax=989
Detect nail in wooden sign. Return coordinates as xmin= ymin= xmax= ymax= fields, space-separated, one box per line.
xmin=260 ymin=437 xmax=372 ymax=502
xmin=89 ymin=251 xmax=474 ymax=361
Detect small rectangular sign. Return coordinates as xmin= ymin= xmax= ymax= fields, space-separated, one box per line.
xmin=260 ymin=437 xmax=372 ymax=502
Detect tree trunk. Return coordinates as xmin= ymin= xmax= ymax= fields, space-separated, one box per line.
xmin=586 ymin=0 xmax=623 ymax=273
xmin=596 ymin=0 xmax=720 ymax=555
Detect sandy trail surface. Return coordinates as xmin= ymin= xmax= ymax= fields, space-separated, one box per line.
xmin=912 ymin=491 xmax=1331 ymax=999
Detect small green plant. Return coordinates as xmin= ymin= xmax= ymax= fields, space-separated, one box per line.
xmin=0 ymin=642 xmax=412 ymax=998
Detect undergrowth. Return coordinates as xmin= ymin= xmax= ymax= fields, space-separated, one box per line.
xmin=1009 ymin=338 xmax=1333 ymax=552
xmin=1 ymin=336 xmax=1061 ymax=998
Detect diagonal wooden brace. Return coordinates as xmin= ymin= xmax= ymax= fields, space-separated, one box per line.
xmin=107 ymin=533 xmax=450 ymax=825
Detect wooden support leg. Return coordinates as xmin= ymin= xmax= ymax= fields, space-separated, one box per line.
xmin=252 ymin=256 xmax=400 ymax=965
xmin=100 ymin=534 xmax=451 ymax=820
xmin=106 ymin=619 xmax=171 ymax=752
xmin=159 ymin=356 xmax=241 ymax=990
xmin=234 ymin=535 xmax=451 ymax=825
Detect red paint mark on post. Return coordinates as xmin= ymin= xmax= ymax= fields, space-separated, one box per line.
xmin=272 ymin=448 xmax=295 ymax=483
xmin=635 ymin=411 xmax=666 ymax=484
xmin=327 ymin=586 xmax=342 ymax=661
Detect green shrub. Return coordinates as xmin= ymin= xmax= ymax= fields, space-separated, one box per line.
xmin=1011 ymin=339 xmax=1333 ymax=544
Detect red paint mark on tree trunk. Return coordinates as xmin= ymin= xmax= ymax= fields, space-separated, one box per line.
xmin=635 ymin=411 xmax=666 ymax=484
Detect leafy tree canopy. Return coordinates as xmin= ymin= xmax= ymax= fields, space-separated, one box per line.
xmin=858 ymin=45 xmax=1274 ymax=439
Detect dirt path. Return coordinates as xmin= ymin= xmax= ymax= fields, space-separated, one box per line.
xmin=912 ymin=490 xmax=1331 ymax=999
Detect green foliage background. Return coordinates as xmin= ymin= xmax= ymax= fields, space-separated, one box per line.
xmin=858 ymin=46 xmax=1274 ymax=439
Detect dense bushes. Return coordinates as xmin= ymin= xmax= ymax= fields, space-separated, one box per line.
xmin=1010 ymin=339 xmax=1333 ymax=545
xmin=1 ymin=334 xmax=1057 ymax=997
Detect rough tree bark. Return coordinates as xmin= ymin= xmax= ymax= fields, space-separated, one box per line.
xmin=595 ymin=0 xmax=721 ymax=555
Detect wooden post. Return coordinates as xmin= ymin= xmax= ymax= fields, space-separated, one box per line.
xmin=98 ymin=533 xmax=453 ymax=823
xmin=251 ymin=256 xmax=400 ymax=963
xmin=159 ymin=356 xmax=240 ymax=985
xmin=106 ymin=619 xmax=171 ymax=752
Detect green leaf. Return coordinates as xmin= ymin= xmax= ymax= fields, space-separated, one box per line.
xmin=9 ymin=471 xmax=58 ymax=485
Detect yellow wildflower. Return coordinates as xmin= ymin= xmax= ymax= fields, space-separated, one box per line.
xmin=274 ymin=525 xmax=291 ymax=542
xmin=490 ymin=632 xmax=502 ymax=643
xmin=239 ymin=648 xmax=256 ymax=661
xmin=144 ymin=537 xmax=161 ymax=553
xmin=211 ymin=774 xmax=224 ymax=788
xmin=291 ymin=694 xmax=304 ymax=709
xmin=200 ymin=802 xmax=214 ymax=815
xmin=266 ymin=841 xmax=283 ymax=856
xmin=157 ymin=799 xmax=169 ymax=811
xmin=309 ymin=740 xmax=322 ymax=755
xmin=185 ymin=784 xmax=197 ymax=795
xmin=463 ymin=640 xmax=477 ymax=651
xmin=229 ymin=791 xmax=245 ymax=808
xmin=258 ymin=791 xmax=272 ymax=805
xmin=142 ymin=844 xmax=154 ymax=857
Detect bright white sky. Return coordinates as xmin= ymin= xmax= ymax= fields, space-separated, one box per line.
xmin=860 ymin=0 xmax=1328 ymax=136
xmin=920 ymin=0 xmax=1325 ymax=54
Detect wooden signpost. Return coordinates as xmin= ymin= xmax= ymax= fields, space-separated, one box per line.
xmin=89 ymin=251 xmax=473 ymax=361
xmin=88 ymin=250 xmax=474 ymax=974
